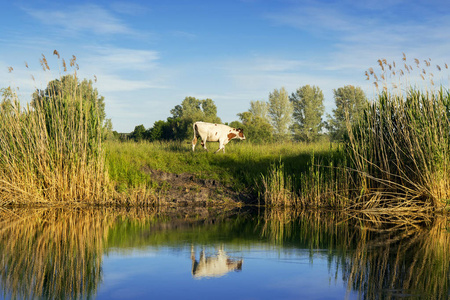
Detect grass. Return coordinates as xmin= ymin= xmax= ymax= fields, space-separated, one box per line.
xmin=105 ymin=140 xmax=345 ymax=206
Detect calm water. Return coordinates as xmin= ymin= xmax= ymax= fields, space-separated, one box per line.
xmin=0 ymin=207 xmax=448 ymax=299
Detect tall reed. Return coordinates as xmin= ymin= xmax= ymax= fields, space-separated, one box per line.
xmin=347 ymin=56 xmax=450 ymax=211
xmin=0 ymin=53 xmax=110 ymax=205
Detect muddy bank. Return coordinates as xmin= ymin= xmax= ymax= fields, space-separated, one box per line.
xmin=146 ymin=168 xmax=256 ymax=207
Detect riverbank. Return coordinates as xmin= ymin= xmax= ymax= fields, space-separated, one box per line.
xmin=105 ymin=140 xmax=339 ymax=207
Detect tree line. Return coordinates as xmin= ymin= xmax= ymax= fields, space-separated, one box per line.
xmin=1 ymin=76 xmax=367 ymax=144
xmin=124 ymin=84 xmax=368 ymax=143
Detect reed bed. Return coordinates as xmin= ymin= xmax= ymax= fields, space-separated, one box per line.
xmin=0 ymin=54 xmax=111 ymax=205
xmin=347 ymin=55 xmax=450 ymax=211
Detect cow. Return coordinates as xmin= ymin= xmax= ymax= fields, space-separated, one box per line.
xmin=192 ymin=121 xmax=245 ymax=153
xmin=191 ymin=245 xmax=243 ymax=279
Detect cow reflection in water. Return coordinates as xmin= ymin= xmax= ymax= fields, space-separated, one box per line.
xmin=191 ymin=246 xmax=243 ymax=278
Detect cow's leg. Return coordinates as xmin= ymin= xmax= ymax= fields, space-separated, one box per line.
xmin=215 ymin=141 xmax=224 ymax=153
xmin=191 ymin=245 xmax=195 ymax=260
xmin=201 ymin=140 xmax=208 ymax=151
xmin=200 ymin=135 xmax=208 ymax=151
xmin=192 ymin=137 xmax=197 ymax=152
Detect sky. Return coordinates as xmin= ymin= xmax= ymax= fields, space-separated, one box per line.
xmin=1 ymin=0 xmax=450 ymax=133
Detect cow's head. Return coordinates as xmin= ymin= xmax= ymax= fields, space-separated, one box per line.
xmin=228 ymin=128 xmax=246 ymax=141
xmin=237 ymin=128 xmax=245 ymax=140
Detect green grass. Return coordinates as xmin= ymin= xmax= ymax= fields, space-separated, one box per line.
xmin=105 ymin=140 xmax=344 ymax=206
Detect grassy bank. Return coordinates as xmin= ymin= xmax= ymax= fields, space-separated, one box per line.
xmin=105 ymin=140 xmax=346 ymax=207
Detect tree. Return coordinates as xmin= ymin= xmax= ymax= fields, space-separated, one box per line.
xmin=165 ymin=96 xmax=221 ymax=140
xmin=249 ymin=100 xmax=269 ymax=120
xmin=327 ymin=85 xmax=368 ymax=141
xmin=236 ymin=111 xmax=273 ymax=143
xmin=290 ymin=85 xmax=325 ymax=142
xmin=130 ymin=124 xmax=146 ymax=142
xmin=0 ymin=87 xmax=15 ymax=115
xmin=268 ymin=87 xmax=293 ymax=140
xmin=201 ymin=98 xmax=220 ymax=122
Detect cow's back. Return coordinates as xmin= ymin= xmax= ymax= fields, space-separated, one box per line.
xmin=195 ymin=122 xmax=231 ymax=142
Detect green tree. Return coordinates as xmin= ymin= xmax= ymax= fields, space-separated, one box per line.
xmin=130 ymin=124 xmax=146 ymax=142
xmin=327 ymin=85 xmax=368 ymax=141
xmin=166 ymin=96 xmax=221 ymax=140
xmin=201 ymin=98 xmax=220 ymax=122
xmin=249 ymin=100 xmax=269 ymax=120
xmin=268 ymin=87 xmax=293 ymax=140
xmin=290 ymin=85 xmax=325 ymax=142
xmin=0 ymin=87 xmax=15 ymax=115
xmin=237 ymin=111 xmax=273 ymax=143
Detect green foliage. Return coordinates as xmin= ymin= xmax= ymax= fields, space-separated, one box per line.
xmin=31 ymin=74 xmax=108 ymax=143
xmin=327 ymin=85 xmax=368 ymax=141
xmin=290 ymin=85 xmax=325 ymax=142
xmin=171 ymin=96 xmax=221 ymax=123
xmin=249 ymin=100 xmax=269 ymax=120
xmin=130 ymin=124 xmax=147 ymax=142
xmin=268 ymin=87 xmax=293 ymax=141
xmin=237 ymin=111 xmax=273 ymax=143
xmin=143 ymin=96 xmax=223 ymax=142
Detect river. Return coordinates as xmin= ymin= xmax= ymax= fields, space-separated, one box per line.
xmin=0 ymin=206 xmax=448 ymax=299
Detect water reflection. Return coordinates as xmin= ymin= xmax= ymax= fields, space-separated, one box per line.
xmin=0 ymin=207 xmax=109 ymax=300
xmin=0 ymin=206 xmax=448 ymax=299
xmin=191 ymin=245 xmax=243 ymax=279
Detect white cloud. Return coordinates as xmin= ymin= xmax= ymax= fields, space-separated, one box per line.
xmin=24 ymin=4 xmax=133 ymax=36
xmin=84 ymin=47 xmax=160 ymax=71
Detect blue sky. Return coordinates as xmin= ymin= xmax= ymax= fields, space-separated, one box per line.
xmin=1 ymin=0 xmax=450 ymax=132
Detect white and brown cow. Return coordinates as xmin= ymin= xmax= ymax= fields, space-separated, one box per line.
xmin=192 ymin=121 xmax=245 ymax=153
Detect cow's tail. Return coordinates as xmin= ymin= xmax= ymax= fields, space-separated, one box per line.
xmin=192 ymin=122 xmax=198 ymax=151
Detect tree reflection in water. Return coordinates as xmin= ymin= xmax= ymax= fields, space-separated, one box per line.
xmin=0 ymin=207 xmax=447 ymax=299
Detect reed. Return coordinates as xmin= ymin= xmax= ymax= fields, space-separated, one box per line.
xmin=260 ymin=160 xmax=297 ymax=207
xmin=347 ymin=56 xmax=450 ymax=211
xmin=0 ymin=53 xmax=111 ymax=205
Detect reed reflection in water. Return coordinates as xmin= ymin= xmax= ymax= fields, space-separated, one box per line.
xmin=262 ymin=209 xmax=450 ymax=299
xmin=0 ymin=207 xmax=111 ymax=300
xmin=0 ymin=207 xmax=448 ymax=299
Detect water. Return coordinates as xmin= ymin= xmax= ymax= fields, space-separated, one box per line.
xmin=0 ymin=207 xmax=448 ymax=299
